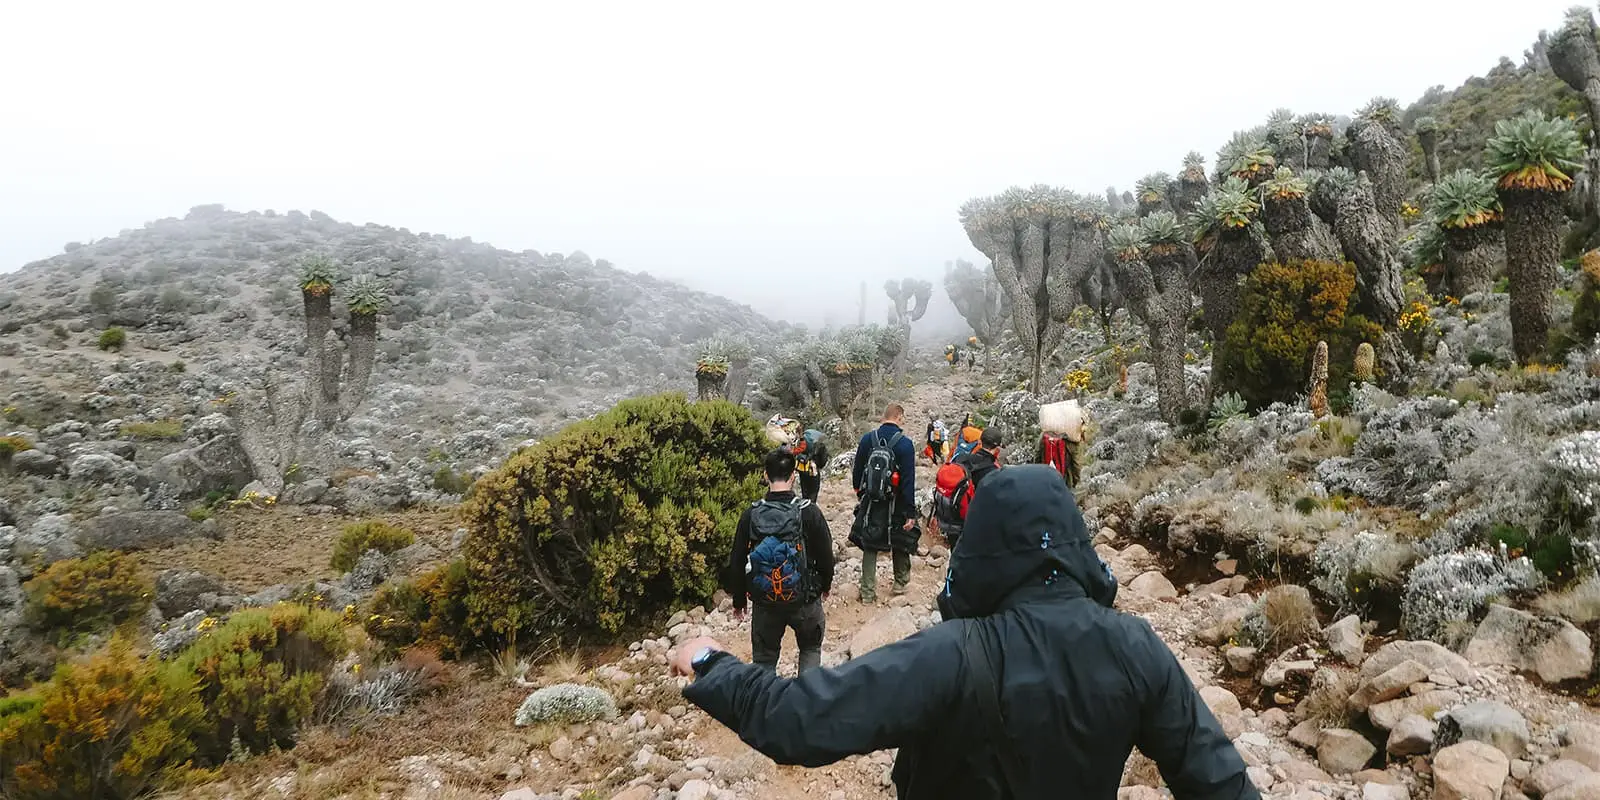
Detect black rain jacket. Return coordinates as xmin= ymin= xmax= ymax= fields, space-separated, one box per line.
xmin=683 ymin=466 xmax=1259 ymax=800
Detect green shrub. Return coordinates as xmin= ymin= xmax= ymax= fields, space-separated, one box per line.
xmin=463 ymin=393 xmax=769 ymax=643
xmin=1573 ymin=252 xmax=1600 ymax=347
xmin=364 ymin=560 xmax=475 ymax=657
xmin=0 ymin=638 xmax=205 ymax=800
xmin=1293 ymin=496 xmax=1321 ymax=515
xmin=0 ymin=435 xmax=33 ymax=459
xmin=1218 ymin=260 xmax=1385 ymax=409
xmin=22 ymin=552 xmax=152 ymax=636
xmin=1487 ymin=523 xmax=1577 ymax=583
xmin=174 ymin=603 xmax=347 ymax=762
xmin=97 ymin=328 xmax=126 ymax=352
xmin=184 ymin=507 xmax=211 ymax=522
xmin=1467 ymin=349 xmax=1502 ymax=368
xmin=432 ymin=466 xmax=472 ymax=495
xmin=119 ymin=420 xmax=183 ymax=440
xmin=330 ymin=521 xmax=416 ymax=572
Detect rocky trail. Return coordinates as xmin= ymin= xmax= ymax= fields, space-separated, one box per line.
xmin=185 ymin=373 xmax=1600 ymax=800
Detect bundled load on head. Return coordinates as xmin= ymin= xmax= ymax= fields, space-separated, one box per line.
xmin=1038 ymin=400 xmax=1086 ymax=487
xmin=765 ymin=414 xmax=801 ymax=447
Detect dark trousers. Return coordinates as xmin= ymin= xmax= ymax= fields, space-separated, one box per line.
xmin=751 ymin=600 xmax=825 ymax=674
xmin=798 ymin=472 xmax=821 ymax=502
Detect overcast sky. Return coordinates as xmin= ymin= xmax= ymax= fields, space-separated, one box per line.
xmin=0 ymin=0 xmax=1582 ymax=327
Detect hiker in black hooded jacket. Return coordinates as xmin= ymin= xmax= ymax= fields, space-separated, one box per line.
xmin=674 ymin=466 xmax=1258 ymax=800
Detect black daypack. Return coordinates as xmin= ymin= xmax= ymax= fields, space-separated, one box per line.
xmin=746 ymin=498 xmax=811 ymax=605
xmin=860 ymin=431 xmax=905 ymax=504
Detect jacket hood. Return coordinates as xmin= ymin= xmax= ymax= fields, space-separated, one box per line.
xmin=938 ymin=465 xmax=1116 ymax=619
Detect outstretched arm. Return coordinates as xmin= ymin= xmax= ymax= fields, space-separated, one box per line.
xmin=1133 ymin=623 xmax=1260 ymax=800
xmin=678 ymin=624 xmax=965 ymax=767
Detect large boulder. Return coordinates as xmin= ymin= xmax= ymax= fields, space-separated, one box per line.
xmin=69 ymin=452 xmax=140 ymax=486
xmin=848 ymin=608 xmax=919 ymax=659
xmin=147 ymin=434 xmax=256 ymax=501
xmin=154 ymin=569 xmax=234 ymax=618
xmin=1386 ymin=714 xmax=1436 ymax=757
xmin=13 ymin=513 xmax=83 ymax=566
xmin=1464 ymin=604 xmax=1593 ymax=684
xmin=1432 ymin=740 xmax=1509 ymax=800
xmin=1527 ymin=759 xmax=1596 ymax=798
xmin=1359 ymin=639 xmax=1476 ymax=685
xmin=1436 ymin=700 xmax=1530 ymax=759
xmin=1368 ymin=689 xmax=1462 ymax=731
xmin=81 ymin=511 xmax=208 ymax=551
xmin=11 ymin=449 xmax=62 ymax=476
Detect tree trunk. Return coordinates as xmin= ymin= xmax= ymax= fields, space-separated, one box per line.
xmin=1263 ymin=196 xmax=1340 ymax=262
xmin=1306 ymin=133 xmax=1332 ymax=170
xmin=1148 ymin=297 xmax=1189 ymax=423
xmin=341 ymin=312 xmax=378 ymax=422
xmin=1350 ymin=122 xmax=1409 ymax=224
xmin=1333 ymin=179 xmax=1404 ymax=329
xmin=302 ymin=290 xmax=333 ymax=425
xmin=1198 ymin=228 xmax=1270 ymax=345
xmin=1419 ymin=131 xmax=1441 ymax=184
xmin=1501 ymin=188 xmax=1565 ymax=364
xmin=1442 ymin=223 xmax=1506 ymax=299
xmin=826 ymin=371 xmax=851 ymax=419
xmin=696 ymin=371 xmax=725 ymax=402
xmin=318 ymin=329 xmax=343 ymax=429
xmin=725 ymin=358 xmax=750 ymax=404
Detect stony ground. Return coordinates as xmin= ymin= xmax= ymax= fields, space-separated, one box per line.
xmin=173 ymin=371 xmax=1600 ymax=800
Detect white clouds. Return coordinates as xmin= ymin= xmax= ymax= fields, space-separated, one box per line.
xmin=0 ymin=0 xmax=1581 ymax=323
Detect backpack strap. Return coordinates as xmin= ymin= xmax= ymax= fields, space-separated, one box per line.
xmin=963 ymin=620 xmax=1026 ymax=794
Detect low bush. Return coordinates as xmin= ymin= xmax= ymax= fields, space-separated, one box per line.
xmin=22 ymin=551 xmax=152 ymax=636
xmin=0 ymin=638 xmax=206 ymax=800
xmin=1218 ymin=260 xmax=1384 ymax=409
xmin=119 ymin=420 xmax=183 ymax=440
xmin=1240 ymin=584 xmax=1320 ymax=651
xmin=513 ymin=683 xmax=618 ymax=726
xmin=0 ymin=435 xmax=33 ymax=459
xmin=432 ymin=466 xmax=472 ymax=495
xmin=174 ymin=603 xmax=348 ymax=762
xmin=365 ymin=559 xmax=474 ymax=657
xmin=1571 ymin=250 xmax=1600 ymax=348
xmin=97 ymin=327 xmax=126 ymax=352
xmin=330 ymin=520 xmax=415 ymax=573
xmin=463 ymin=394 xmax=769 ymax=643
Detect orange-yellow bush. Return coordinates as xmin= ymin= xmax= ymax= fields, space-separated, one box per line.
xmin=364 ymin=559 xmax=475 ymax=657
xmin=0 ymin=638 xmax=205 ymax=800
xmin=1219 ymin=260 xmax=1384 ymax=408
xmin=22 ymin=552 xmax=151 ymax=636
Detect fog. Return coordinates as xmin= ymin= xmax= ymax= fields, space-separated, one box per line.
xmin=0 ymin=0 xmax=1578 ymax=329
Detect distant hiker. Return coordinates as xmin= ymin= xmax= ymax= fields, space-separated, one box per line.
xmin=944 ymin=343 xmax=959 ymax=369
xmin=850 ymin=403 xmax=918 ymax=602
xmin=1038 ymin=400 xmax=1087 ymax=488
xmin=923 ymin=418 xmax=950 ymax=466
xmin=723 ymin=448 xmax=835 ymax=674
xmin=674 ymin=466 xmax=1259 ymax=800
xmin=932 ymin=428 xmax=1003 ymax=548
xmin=791 ymin=428 xmax=829 ymax=502
xmin=965 ymin=336 xmax=978 ymax=370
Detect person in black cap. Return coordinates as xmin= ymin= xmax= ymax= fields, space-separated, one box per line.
xmin=670 ymin=466 xmax=1258 ymax=800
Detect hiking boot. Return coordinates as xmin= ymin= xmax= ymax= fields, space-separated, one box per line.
xmin=892 ymin=583 xmax=909 ymax=597
xmin=858 ymin=588 xmax=877 ymax=604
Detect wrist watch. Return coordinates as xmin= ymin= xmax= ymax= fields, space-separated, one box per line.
xmin=690 ymin=646 xmax=717 ymax=673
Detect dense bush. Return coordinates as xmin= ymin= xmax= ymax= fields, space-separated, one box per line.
xmin=365 ymin=559 xmax=474 ymax=657
xmin=22 ymin=551 xmax=152 ymax=636
xmin=329 ymin=520 xmax=416 ymax=572
xmin=463 ymin=393 xmax=769 ymax=643
xmin=174 ymin=604 xmax=347 ymax=761
xmin=97 ymin=327 xmax=126 ymax=352
xmin=0 ymin=639 xmax=205 ymax=800
xmin=1218 ymin=260 xmax=1384 ymax=409
xmin=1573 ymin=251 xmax=1600 ymax=347
xmin=0 ymin=435 xmax=33 ymax=459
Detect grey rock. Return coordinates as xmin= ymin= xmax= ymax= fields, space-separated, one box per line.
xmin=147 ymin=434 xmax=256 ymax=500
xmin=1546 ymin=774 xmax=1600 ymax=800
xmin=1359 ymin=639 xmax=1476 ymax=685
xmin=1360 ymin=783 xmax=1409 ymax=800
xmin=1323 ymin=614 xmax=1367 ymax=666
xmin=342 ymin=549 xmax=392 ymax=593
xmin=1386 ymin=714 xmax=1435 ymax=756
xmin=847 ymin=609 xmax=918 ymax=659
xmin=81 ymin=511 xmax=206 ymax=551
xmin=280 ymin=478 xmax=329 ymax=506
xmin=151 ymin=609 xmax=209 ymax=658
xmin=390 ymin=540 xmax=442 ymax=574
xmin=1465 ymin=604 xmax=1593 ymax=684
xmin=1437 ymin=700 xmax=1530 ymax=759
xmin=1433 ymin=740 xmax=1509 ymax=800
xmin=11 ymin=449 xmax=62 ymax=476
xmin=1225 ymin=646 xmax=1258 ymax=674
xmin=1128 ymin=570 xmax=1178 ymax=600
xmin=1367 ymin=689 xmax=1462 ymax=731
xmin=1316 ymin=728 xmax=1377 ymax=774
xmin=1261 ymin=657 xmax=1317 ymax=689
xmin=1350 ymin=659 xmax=1429 ymax=712
xmin=1526 ymin=759 xmax=1596 ymax=798
xmin=14 ymin=513 xmax=82 ymax=565
xmin=154 ymin=569 xmax=232 ymax=617
xmin=69 ymin=452 xmax=139 ymax=485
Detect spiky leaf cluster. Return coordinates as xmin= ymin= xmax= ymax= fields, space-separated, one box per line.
xmin=1485 ymin=111 xmax=1586 ymax=192
xmin=1313 ymin=167 xmax=1359 ymax=196
xmin=1218 ymin=131 xmax=1276 ymax=181
xmin=344 ymin=274 xmax=390 ymax=316
xmin=1180 ymin=151 xmax=1207 ymax=183
xmin=1298 ymin=113 xmax=1334 ymax=138
xmin=1357 ymin=97 xmax=1402 ymax=126
xmin=1107 ymin=224 xmax=1148 ymax=262
xmin=1265 ymin=108 xmax=1301 ymax=147
xmin=1262 ymin=166 xmax=1309 ymax=201
xmin=1073 ymin=195 xmax=1112 ymax=227
xmin=1138 ymin=211 xmax=1188 ymax=250
xmin=841 ymin=328 xmax=879 ymax=368
xmin=696 ymin=337 xmax=731 ymax=374
xmin=1414 ymin=116 xmax=1439 ymax=136
xmin=1190 ymin=177 xmax=1259 ymax=236
xmin=960 ymin=185 xmax=1081 ymax=230
xmin=1407 ymin=223 xmax=1446 ymax=270
xmin=298 ymin=256 xmax=340 ymax=296
xmin=1428 ymin=169 xmax=1502 ymax=229
xmin=815 ymin=339 xmax=850 ymax=373
xmin=1136 ymin=173 xmax=1172 ymax=203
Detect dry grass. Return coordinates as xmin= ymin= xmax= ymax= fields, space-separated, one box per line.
xmin=491 ymin=645 xmax=532 ymax=683
xmin=540 ymin=650 xmax=588 ymax=685
xmin=1262 ymin=584 xmax=1320 ymax=650
xmin=1297 ymin=669 xmax=1358 ymax=727
xmin=1534 ymin=576 xmax=1600 ymax=625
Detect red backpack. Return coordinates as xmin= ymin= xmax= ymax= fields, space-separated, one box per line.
xmin=932 ymin=450 xmax=1002 ymax=530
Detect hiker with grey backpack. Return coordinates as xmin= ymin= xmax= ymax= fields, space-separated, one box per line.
xmin=849 ymin=403 xmax=919 ymax=603
xmin=721 ymin=448 xmax=835 ymax=674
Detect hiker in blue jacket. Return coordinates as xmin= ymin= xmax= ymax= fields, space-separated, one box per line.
xmin=849 ymin=403 xmax=919 ymax=602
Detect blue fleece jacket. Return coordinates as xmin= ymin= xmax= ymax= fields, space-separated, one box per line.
xmin=852 ymin=422 xmax=917 ymax=514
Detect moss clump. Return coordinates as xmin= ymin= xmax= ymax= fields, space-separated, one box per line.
xmin=329 ymin=520 xmax=416 ymax=573
xmin=97 ymin=327 xmax=126 ymax=352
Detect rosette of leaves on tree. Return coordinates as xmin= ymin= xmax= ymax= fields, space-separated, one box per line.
xmin=1428 ymin=169 xmax=1505 ymax=299
xmin=695 ymin=338 xmax=731 ymax=401
xmin=1217 ymin=130 xmax=1277 ymax=188
xmin=1172 ymin=152 xmax=1210 ymax=214
xmin=1260 ymin=166 xmax=1339 ymax=262
xmin=1135 ymin=172 xmax=1172 ymax=217
xmin=816 ymin=339 xmax=853 ymax=419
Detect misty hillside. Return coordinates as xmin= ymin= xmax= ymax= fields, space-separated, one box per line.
xmin=0 ymin=205 xmax=797 ymax=475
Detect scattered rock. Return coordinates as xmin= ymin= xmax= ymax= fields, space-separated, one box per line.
xmin=1324 ymin=614 xmax=1367 ymax=666
xmin=11 ymin=449 xmax=62 ymax=476
xmin=1368 ymin=689 xmax=1463 ymax=731
xmin=1350 ymin=659 xmax=1430 ymax=712
xmin=1128 ymin=571 xmax=1178 ymax=600
xmin=1546 ymin=774 xmax=1600 ymax=800
xmin=609 ymin=788 xmax=653 ymax=800
xmin=147 ymin=434 xmax=257 ymax=500
xmin=341 ymin=549 xmax=392 ymax=592
xmin=1317 ymin=728 xmax=1377 ymax=775
xmin=1289 ymin=720 xmax=1323 ymax=750
xmin=80 ymin=511 xmax=208 ymax=551
xmin=1387 ymin=714 xmax=1436 ymax=757
xmin=1225 ymin=646 xmax=1258 ymax=674
xmin=1361 ymin=782 xmax=1409 ymax=800
xmin=676 ymin=780 xmax=714 ymax=800
xmin=1359 ymin=640 xmax=1476 ymax=686
xmin=154 ymin=569 xmax=232 ymax=617
xmin=848 ymin=609 xmax=918 ymax=659
xmin=13 ymin=513 xmax=82 ymax=565
xmin=499 ymin=789 xmax=540 ymax=800
xmin=1437 ymin=700 xmax=1530 ymax=759
xmin=1433 ymin=740 xmax=1510 ymax=800
xmin=1261 ymin=657 xmax=1317 ymax=689
xmin=548 ymin=737 xmax=573 ymax=762
xmin=1526 ymin=759 xmax=1595 ymax=798
xmin=1464 ymin=604 xmax=1593 ymax=684
xmin=1215 ymin=559 xmax=1238 ymax=576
